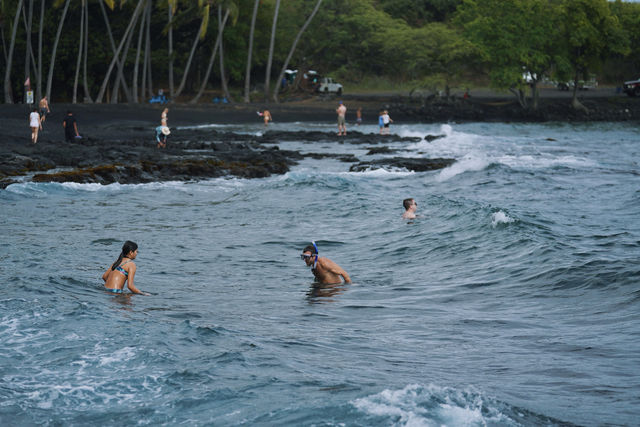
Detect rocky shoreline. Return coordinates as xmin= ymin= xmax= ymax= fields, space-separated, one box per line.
xmin=1 ymin=94 xmax=637 ymax=188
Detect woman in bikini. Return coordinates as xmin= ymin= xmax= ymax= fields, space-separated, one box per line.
xmin=102 ymin=241 xmax=149 ymax=295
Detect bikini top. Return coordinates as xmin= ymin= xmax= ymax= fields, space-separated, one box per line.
xmin=115 ymin=260 xmax=132 ymax=277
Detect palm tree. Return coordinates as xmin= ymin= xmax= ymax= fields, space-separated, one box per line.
xmin=263 ymin=0 xmax=279 ymax=101
xmin=36 ymin=0 xmax=44 ymax=101
xmin=174 ymin=0 xmax=212 ymax=99
xmin=167 ymin=0 xmax=177 ymax=99
xmin=272 ymin=0 xmax=323 ymax=102
xmin=217 ymin=4 xmax=231 ymax=102
xmin=98 ymin=0 xmax=131 ymax=102
xmin=24 ymin=0 xmax=33 ymax=102
xmin=72 ymin=0 xmax=84 ymax=103
xmin=242 ymin=0 xmax=259 ymax=103
xmin=4 ymin=0 xmax=25 ymax=103
xmin=46 ymin=0 xmax=71 ymax=102
xmin=95 ymin=0 xmax=144 ymax=103
xmin=190 ymin=5 xmax=230 ymax=103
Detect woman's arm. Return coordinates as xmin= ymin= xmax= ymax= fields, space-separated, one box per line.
xmin=125 ymin=264 xmax=149 ymax=295
xmin=102 ymin=268 xmax=110 ymax=282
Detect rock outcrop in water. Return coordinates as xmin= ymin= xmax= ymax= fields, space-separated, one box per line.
xmin=0 ymin=116 xmax=455 ymax=188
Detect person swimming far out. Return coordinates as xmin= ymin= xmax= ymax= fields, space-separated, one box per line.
xmin=102 ymin=241 xmax=149 ymax=295
xmin=300 ymin=241 xmax=351 ymax=284
xmin=402 ymin=198 xmax=418 ymax=220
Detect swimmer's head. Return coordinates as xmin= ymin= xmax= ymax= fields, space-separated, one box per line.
xmin=403 ymin=198 xmax=417 ymax=211
xmin=112 ymin=241 xmax=138 ymax=270
xmin=122 ymin=240 xmax=138 ymax=257
xmin=301 ymin=244 xmax=318 ymax=266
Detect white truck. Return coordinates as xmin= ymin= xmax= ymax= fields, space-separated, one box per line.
xmin=317 ymin=77 xmax=343 ymax=95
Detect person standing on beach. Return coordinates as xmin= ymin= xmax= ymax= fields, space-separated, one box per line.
xmin=336 ymin=101 xmax=347 ymax=136
xmin=258 ymin=109 xmax=272 ymax=126
xmin=161 ymin=108 xmax=169 ymax=126
xmin=356 ymin=107 xmax=362 ymax=126
xmin=62 ymin=111 xmax=80 ymax=142
xmin=378 ymin=110 xmax=384 ymax=134
xmin=39 ymin=96 xmax=50 ymax=123
xmin=382 ymin=110 xmax=393 ymax=135
xmin=301 ymin=243 xmax=351 ymax=284
xmin=102 ymin=240 xmax=149 ymax=295
xmin=29 ymin=108 xmax=42 ymax=144
xmin=402 ymin=198 xmax=418 ymax=220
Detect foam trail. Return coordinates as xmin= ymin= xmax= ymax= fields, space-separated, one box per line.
xmin=436 ymin=155 xmax=489 ymax=182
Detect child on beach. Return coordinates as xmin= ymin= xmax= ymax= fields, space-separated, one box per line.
xmin=257 ymin=110 xmax=272 ymax=126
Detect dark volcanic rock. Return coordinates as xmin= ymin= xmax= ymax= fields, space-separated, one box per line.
xmin=349 ymin=157 xmax=455 ymax=172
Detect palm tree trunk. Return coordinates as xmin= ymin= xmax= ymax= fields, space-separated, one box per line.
xmin=218 ymin=7 xmax=231 ymax=102
xmin=45 ymin=0 xmax=70 ymax=102
xmin=174 ymin=14 xmax=207 ymax=98
xmin=243 ymin=0 xmax=259 ymax=103
xmin=272 ymin=0 xmax=323 ymax=103
xmin=145 ymin=0 xmax=153 ymax=98
xmin=98 ymin=0 xmax=131 ymax=102
xmin=111 ymin=12 xmax=137 ymax=104
xmin=4 ymin=0 xmax=24 ymax=103
xmin=264 ymin=0 xmax=280 ymax=101
xmin=95 ymin=0 xmax=144 ymax=104
xmin=34 ymin=0 xmax=44 ymax=101
xmin=190 ymin=7 xmax=229 ymax=104
xmin=168 ymin=1 xmax=175 ymax=99
xmin=132 ymin=0 xmax=147 ymax=103
xmin=82 ymin=1 xmax=93 ymax=103
xmin=22 ymin=5 xmax=38 ymax=75
xmin=72 ymin=2 xmax=85 ymax=104
xmin=24 ymin=0 xmax=34 ymax=103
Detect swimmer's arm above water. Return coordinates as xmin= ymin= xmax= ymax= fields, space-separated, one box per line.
xmin=125 ymin=264 xmax=149 ymax=295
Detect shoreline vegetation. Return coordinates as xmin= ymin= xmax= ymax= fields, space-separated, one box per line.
xmin=1 ymin=91 xmax=638 ymax=189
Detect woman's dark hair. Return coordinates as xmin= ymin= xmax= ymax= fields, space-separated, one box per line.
xmin=111 ymin=240 xmax=138 ymax=270
xmin=32 ymin=107 xmax=37 ymax=113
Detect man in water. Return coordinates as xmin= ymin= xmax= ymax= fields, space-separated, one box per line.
xmin=301 ymin=244 xmax=351 ymax=284
xmin=336 ymin=101 xmax=347 ymax=136
xmin=402 ymin=198 xmax=418 ymax=219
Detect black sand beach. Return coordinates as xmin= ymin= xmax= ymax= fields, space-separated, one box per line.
xmin=1 ymin=91 xmax=638 ymax=188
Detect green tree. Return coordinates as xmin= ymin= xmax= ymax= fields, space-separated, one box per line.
xmin=558 ymin=0 xmax=629 ymax=110
xmin=455 ymin=0 xmax=563 ymax=109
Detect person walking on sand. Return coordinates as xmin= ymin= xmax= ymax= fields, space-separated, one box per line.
xmin=258 ymin=109 xmax=272 ymax=126
xmin=161 ymin=108 xmax=169 ymax=126
xmin=39 ymin=96 xmax=50 ymax=123
xmin=402 ymin=198 xmax=418 ymax=220
xmin=336 ymin=101 xmax=347 ymax=136
xmin=356 ymin=107 xmax=362 ymax=126
xmin=301 ymin=242 xmax=351 ymax=284
xmin=102 ymin=240 xmax=149 ymax=295
xmin=382 ymin=110 xmax=393 ymax=135
xmin=29 ymin=108 xmax=42 ymax=144
xmin=62 ymin=111 xmax=80 ymax=142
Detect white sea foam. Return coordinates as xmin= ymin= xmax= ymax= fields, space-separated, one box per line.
xmin=498 ymin=154 xmax=597 ymax=169
xmin=492 ymin=211 xmax=515 ymax=227
xmin=436 ymin=155 xmax=490 ymax=182
xmin=98 ymin=346 xmax=136 ymax=366
xmin=352 ymin=384 xmax=512 ymax=426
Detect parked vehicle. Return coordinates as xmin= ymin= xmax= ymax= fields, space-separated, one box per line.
xmin=317 ymin=77 xmax=343 ymax=95
xmin=557 ymin=76 xmax=598 ymax=91
xmin=622 ymin=77 xmax=640 ymax=96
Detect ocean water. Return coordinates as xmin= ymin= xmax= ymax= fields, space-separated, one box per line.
xmin=1 ymin=120 xmax=639 ymax=426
